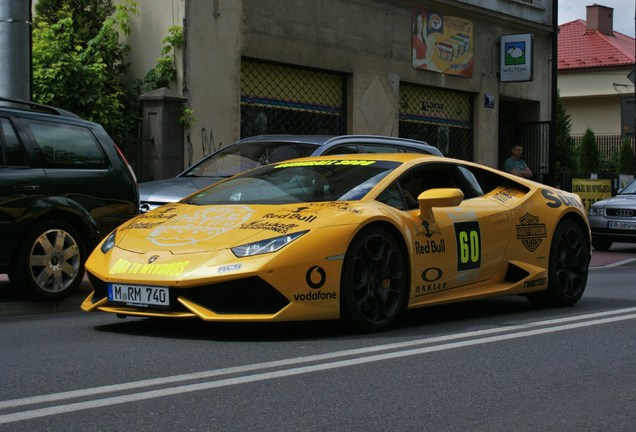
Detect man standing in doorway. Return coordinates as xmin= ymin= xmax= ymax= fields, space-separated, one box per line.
xmin=504 ymin=144 xmax=533 ymax=178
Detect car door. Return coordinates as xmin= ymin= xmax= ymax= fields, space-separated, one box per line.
xmin=18 ymin=117 xmax=133 ymax=235
xmin=0 ymin=117 xmax=47 ymax=267
xmin=378 ymin=162 xmax=513 ymax=303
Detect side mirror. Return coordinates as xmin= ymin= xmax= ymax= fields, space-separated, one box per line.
xmin=417 ymin=188 xmax=464 ymax=223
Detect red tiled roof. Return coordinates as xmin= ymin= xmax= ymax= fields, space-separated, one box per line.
xmin=558 ymin=19 xmax=635 ymax=70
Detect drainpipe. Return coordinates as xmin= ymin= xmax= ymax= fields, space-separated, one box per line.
xmin=550 ymin=0 xmax=558 ymax=186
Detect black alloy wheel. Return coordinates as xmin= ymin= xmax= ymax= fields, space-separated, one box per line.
xmin=340 ymin=227 xmax=408 ymax=331
xmin=528 ymin=219 xmax=589 ymax=307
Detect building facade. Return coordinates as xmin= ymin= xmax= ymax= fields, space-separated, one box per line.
xmin=122 ymin=0 xmax=555 ymax=180
xmin=558 ymin=4 xmax=635 ymax=139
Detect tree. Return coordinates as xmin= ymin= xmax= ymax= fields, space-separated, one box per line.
xmin=555 ymin=91 xmax=577 ymax=174
xmin=31 ymin=0 xmax=139 ymax=144
xmin=578 ymin=128 xmax=600 ymax=174
xmin=619 ymin=137 xmax=635 ymax=174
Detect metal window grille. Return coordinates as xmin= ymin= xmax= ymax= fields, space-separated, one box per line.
xmin=519 ymin=121 xmax=550 ymax=177
xmin=240 ymin=59 xmax=346 ymax=138
xmin=399 ymin=83 xmax=473 ymax=160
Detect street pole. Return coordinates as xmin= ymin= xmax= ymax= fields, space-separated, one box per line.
xmin=0 ymin=0 xmax=31 ymax=100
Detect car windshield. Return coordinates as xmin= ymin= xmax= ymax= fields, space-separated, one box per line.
xmin=186 ymin=160 xmax=400 ymax=205
xmin=182 ymin=141 xmax=319 ymax=178
xmin=619 ymin=179 xmax=636 ymax=195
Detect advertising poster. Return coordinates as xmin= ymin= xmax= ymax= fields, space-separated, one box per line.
xmin=571 ymin=178 xmax=612 ymax=211
xmin=411 ymin=7 xmax=474 ymax=78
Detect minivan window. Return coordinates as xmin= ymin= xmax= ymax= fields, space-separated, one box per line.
xmin=0 ymin=118 xmax=27 ymax=167
xmin=26 ymin=120 xmax=108 ymax=168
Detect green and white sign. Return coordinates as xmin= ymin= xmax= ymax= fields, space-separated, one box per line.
xmin=500 ymin=34 xmax=533 ymax=82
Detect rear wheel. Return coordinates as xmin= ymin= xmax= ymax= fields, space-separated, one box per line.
xmin=527 ymin=220 xmax=589 ymax=307
xmin=591 ymin=238 xmax=612 ymax=251
xmin=11 ymin=220 xmax=87 ymax=301
xmin=340 ymin=228 xmax=407 ymax=332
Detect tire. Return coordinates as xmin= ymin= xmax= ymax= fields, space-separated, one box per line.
xmin=527 ymin=220 xmax=589 ymax=307
xmin=340 ymin=228 xmax=408 ymax=332
xmin=591 ymin=238 xmax=612 ymax=251
xmin=11 ymin=220 xmax=87 ymax=301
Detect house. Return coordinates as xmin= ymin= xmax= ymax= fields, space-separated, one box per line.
xmin=558 ymin=4 xmax=635 ymax=142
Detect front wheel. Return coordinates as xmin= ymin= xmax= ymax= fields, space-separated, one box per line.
xmin=527 ymin=220 xmax=589 ymax=307
xmin=340 ymin=228 xmax=408 ymax=332
xmin=11 ymin=220 xmax=87 ymax=301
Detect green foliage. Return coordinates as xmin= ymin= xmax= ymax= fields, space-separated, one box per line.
xmin=578 ymin=128 xmax=600 ymax=173
xmin=599 ymin=148 xmax=619 ymax=174
xmin=32 ymin=0 xmax=140 ymax=144
xmin=555 ymin=91 xmax=577 ymax=173
xmin=618 ymin=138 xmax=635 ymax=174
xmin=180 ymin=106 xmax=197 ymax=130
xmin=142 ymin=26 xmax=184 ymax=92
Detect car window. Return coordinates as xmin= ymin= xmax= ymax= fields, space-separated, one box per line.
xmin=25 ymin=119 xmax=108 ymax=168
xmin=358 ymin=144 xmax=400 ymax=153
xmin=188 ymin=160 xmax=400 ymax=205
xmin=184 ymin=142 xmax=318 ymax=177
xmin=0 ymin=118 xmax=27 ymax=167
xmin=377 ymin=163 xmax=485 ymax=210
xmin=620 ymin=180 xmax=636 ymax=194
xmin=322 ymin=144 xmax=359 ymax=155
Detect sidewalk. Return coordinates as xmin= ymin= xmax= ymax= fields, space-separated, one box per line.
xmin=2 ymin=244 xmax=636 ymax=318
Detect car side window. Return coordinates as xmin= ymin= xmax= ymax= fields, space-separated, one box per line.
xmin=25 ymin=119 xmax=108 ymax=168
xmin=0 ymin=118 xmax=27 ymax=167
xmin=357 ymin=144 xmax=400 ymax=153
xmin=378 ymin=163 xmax=485 ymax=210
xmin=322 ymin=144 xmax=359 ymax=155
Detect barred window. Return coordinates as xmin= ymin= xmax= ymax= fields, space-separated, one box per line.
xmin=399 ymin=83 xmax=474 ymax=160
xmin=241 ymin=59 xmax=346 ymax=138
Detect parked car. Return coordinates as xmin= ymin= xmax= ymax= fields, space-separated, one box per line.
xmin=0 ymin=97 xmax=139 ymax=300
xmin=83 ymin=153 xmax=590 ymax=332
xmin=139 ymin=134 xmax=443 ymax=212
xmin=588 ymin=178 xmax=636 ymax=250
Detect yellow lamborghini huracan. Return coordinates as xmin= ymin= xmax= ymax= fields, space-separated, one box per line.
xmin=82 ymin=154 xmax=591 ymax=331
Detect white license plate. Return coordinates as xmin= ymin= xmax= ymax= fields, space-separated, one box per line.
xmin=608 ymin=221 xmax=636 ymax=230
xmin=108 ymin=284 xmax=170 ymax=308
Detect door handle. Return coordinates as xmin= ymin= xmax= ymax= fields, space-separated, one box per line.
xmin=14 ymin=184 xmax=40 ymax=192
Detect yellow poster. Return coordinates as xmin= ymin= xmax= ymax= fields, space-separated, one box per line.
xmin=571 ymin=178 xmax=612 ymax=211
xmin=411 ymin=7 xmax=474 ymax=77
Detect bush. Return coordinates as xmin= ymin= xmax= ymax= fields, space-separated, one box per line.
xmin=619 ymin=138 xmax=634 ymax=174
xmin=578 ymin=128 xmax=600 ymax=174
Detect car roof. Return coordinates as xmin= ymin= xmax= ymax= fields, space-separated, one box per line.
xmin=0 ymin=96 xmax=81 ymax=119
xmin=235 ymin=134 xmax=443 ymax=156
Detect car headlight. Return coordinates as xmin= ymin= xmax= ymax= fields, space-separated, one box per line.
xmin=100 ymin=230 xmax=117 ymax=254
xmin=588 ymin=207 xmax=604 ymax=217
xmin=231 ymin=230 xmax=308 ymax=257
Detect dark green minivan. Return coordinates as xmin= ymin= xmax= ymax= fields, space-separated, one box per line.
xmin=0 ymin=97 xmax=138 ymax=300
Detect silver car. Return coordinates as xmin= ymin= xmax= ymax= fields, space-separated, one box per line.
xmin=588 ymin=178 xmax=636 ymax=250
xmin=139 ymin=134 xmax=442 ymax=212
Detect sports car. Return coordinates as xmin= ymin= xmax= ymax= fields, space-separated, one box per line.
xmin=82 ymin=154 xmax=591 ymax=331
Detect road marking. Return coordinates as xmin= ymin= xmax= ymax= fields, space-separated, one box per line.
xmin=590 ymin=257 xmax=636 ymax=269
xmin=1 ymin=307 xmax=636 ymax=424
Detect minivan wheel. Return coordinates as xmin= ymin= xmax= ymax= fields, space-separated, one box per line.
xmin=12 ymin=220 xmax=86 ymax=301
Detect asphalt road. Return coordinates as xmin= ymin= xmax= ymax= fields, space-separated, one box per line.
xmin=0 ymin=264 xmax=635 ymax=431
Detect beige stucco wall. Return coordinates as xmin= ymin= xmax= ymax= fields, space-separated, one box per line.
xmin=123 ymin=0 xmax=185 ymax=92
xmin=559 ymin=68 xmax=634 ymax=135
xmin=121 ymin=0 xmax=555 ymax=171
xmin=561 ymin=95 xmax=622 ymax=135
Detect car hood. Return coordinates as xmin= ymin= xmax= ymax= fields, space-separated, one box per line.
xmin=139 ymin=176 xmax=226 ymax=204
xmin=594 ymin=194 xmax=636 ymax=208
xmin=114 ymin=202 xmax=362 ymax=254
